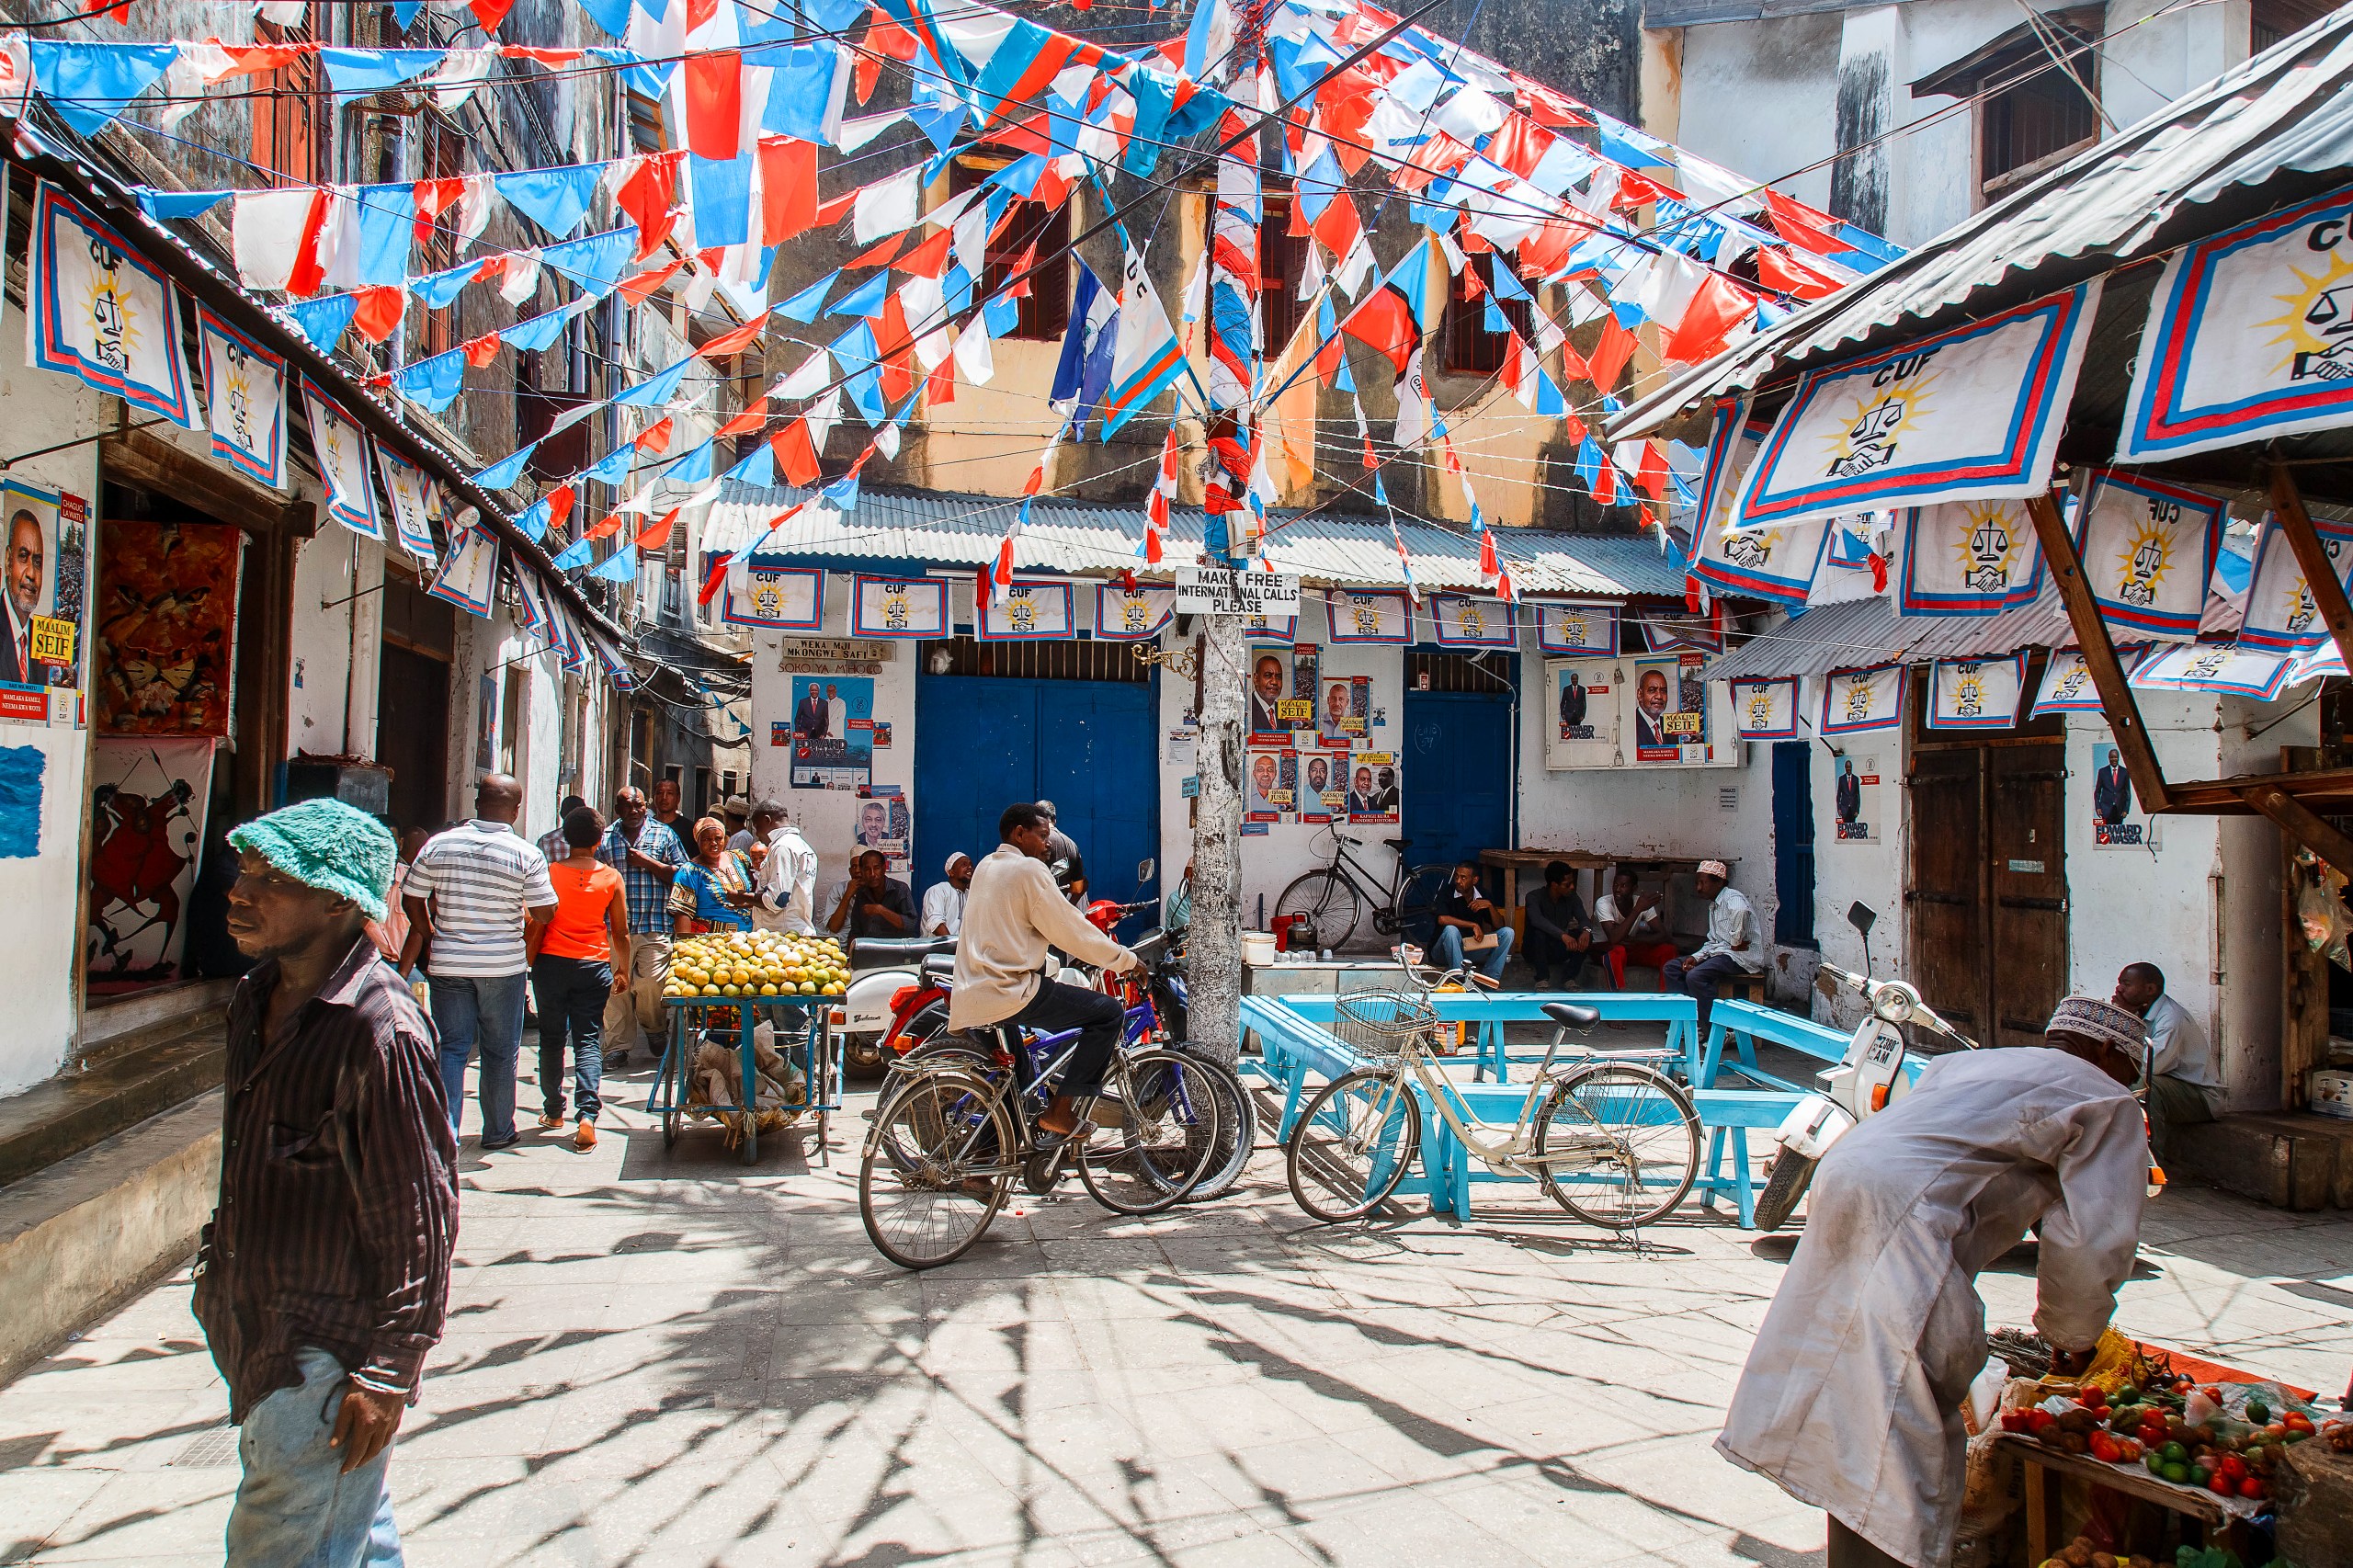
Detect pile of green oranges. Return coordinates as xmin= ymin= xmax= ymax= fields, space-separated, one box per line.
xmin=665 ymin=930 xmax=850 ymax=1001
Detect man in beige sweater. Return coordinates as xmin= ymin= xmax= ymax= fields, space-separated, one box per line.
xmin=949 ymin=801 xmax=1138 ymax=1139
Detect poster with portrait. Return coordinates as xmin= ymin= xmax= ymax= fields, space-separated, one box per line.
xmin=1829 ymin=754 xmax=1881 ymax=843
xmin=1317 ymin=674 xmax=1370 ymax=748
xmin=1543 ymin=657 xmax=1615 ymax=769
xmin=2084 ymin=730 xmax=2152 ymax=850
xmin=97 ymin=510 xmax=241 ymax=734
xmin=789 ymin=674 xmax=875 ymax=790
xmin=1245 ymin=647 xmax=1291 ymax=737
xmin=86 ymin=737 xmax=213 ymax=993
xmin=1297 ymin=749 xmax=1339 ymax=824
xmin=1629 ymin=653 xmax=1711 ymax=761
xmin=1284 ymin=643 xmax=1320 ymax=737
xmin=1344 ymin=752 xmax=1400 ymax=824
xmin=854 ymin=782 xmax=911 ymax=870
xmin=1245 ymin=746 xmax=1289 ymax=822
xmin=0 ymin=479 xmax=89 ymax=728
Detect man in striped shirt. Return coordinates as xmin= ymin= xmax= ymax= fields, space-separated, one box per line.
xmin=399 ymin=774 xmax=557 ymax=1150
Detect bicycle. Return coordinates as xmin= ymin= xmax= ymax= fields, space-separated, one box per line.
xmin=1272 ymin=822 xmax=1454 ymax=953
xmin=1283 ymin=953 xmax=1701 ymax=1228
xmin=858 ymin=983 xmax=1224 ymax=1270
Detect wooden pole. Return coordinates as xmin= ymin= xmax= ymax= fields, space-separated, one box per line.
xmin=2025 ymin=490 xmax=2173 ymax=812
xmin=2241 ymin=780 xmax=2353 ymax=875
xmin=2266 ymin=461 xmax=2353 ymax=680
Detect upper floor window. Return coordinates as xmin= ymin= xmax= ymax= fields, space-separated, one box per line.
xmin=1443 ymin=253 xmax=1532 ymax=375
xmin=2253 ymin=0 xmax=2336 ymax=54
xmin=1910 ymin=7 xmax=2102 ymax=207
xmin=251 ymin=0 xmax=324 ymax=187
xmin=1259 ymin=199 xmax=1310 ymax=358
xmin=949 ymin=161 xmax=1070 ymax=343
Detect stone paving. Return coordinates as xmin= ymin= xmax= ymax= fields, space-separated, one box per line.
xmin=3 ymin=1054 xmax=2350 ymax=1567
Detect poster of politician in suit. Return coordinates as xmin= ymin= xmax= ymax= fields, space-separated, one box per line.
xmin=2091 ymin=736 xmax=2149 ymax=848
xmin=0 ymin=480 xmax=88 ymax=726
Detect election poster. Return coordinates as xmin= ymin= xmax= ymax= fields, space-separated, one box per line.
xmin=789 ymin=675 xmax=875 ymax=790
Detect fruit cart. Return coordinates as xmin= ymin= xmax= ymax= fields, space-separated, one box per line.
xmin=649 ymin=995 xmax=835 ymax=1165
xmin=652 ymin=929 xmax=852 ymax=1165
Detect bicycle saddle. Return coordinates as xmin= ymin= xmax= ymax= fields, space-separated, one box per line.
xmin=854 ymin=935 xmax=958 ymax=962
xmin=1384 ymin=836 xmax=1410 ymax=849
xmin=1543 ymin=1001 xmax=1601 ymax=1029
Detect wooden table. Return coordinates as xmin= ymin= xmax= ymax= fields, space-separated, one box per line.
xmin=1477 ymin=850 xmax=1734 ymax=929
xmin=1995 ymin=1433 xmax=2228 ymax=1565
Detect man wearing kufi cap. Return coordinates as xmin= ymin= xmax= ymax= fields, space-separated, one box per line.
xmin=924 ymin=851 xmax=973 ymax=937
xmin=1719 ymin=995 xmax=2149 ymax=1568
xmin=1660 ymin=859 xmax=1761 ymax=1034
xmin=199 ymin=797 xmax=458 ymax=1565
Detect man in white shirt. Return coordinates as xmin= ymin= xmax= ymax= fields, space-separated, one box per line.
xmin=950 ymin=803 xmax=1135 ymax=1141
xmin=397 ymin=774 xmax=557 ymax=1150
xmin=1593 ymin=869 xmax=1678 ymax=990
xmin=1660 ymin=859 xmax=1761 ymax=1034
xmin=747 ymin=799 xmax=818 ymax=935
xmin=924 ymin=853 xmax=972 ymax=937
xmin=2114 ymin=961 xmax=2218 ymax=1159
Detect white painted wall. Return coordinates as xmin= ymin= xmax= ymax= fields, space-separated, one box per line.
xmin=0 ymin=296 xmax=104 ymax=1096
xmin=1674 ymin=12 xmax=1843 ymax=215
xmin=285 ymin=530 xmax=383 ymax=757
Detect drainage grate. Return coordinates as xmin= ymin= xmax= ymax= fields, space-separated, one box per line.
xmin=169 ymin=1425 xmax=239 ymax=1467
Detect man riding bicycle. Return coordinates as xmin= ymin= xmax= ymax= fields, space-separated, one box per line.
xmin=949 ymin=802 xmax=1138 ymax=1141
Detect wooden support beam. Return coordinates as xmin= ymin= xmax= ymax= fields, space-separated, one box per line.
xmin=2157 ymin=765 xmax=2353 ymax=814
xmin=2267 ymin=461 xmax=2353 ymax=679
xmin=2026 ymin=490 xmax=2173 ymax=812
xmin=2242 ymin=780 xmax=2353 ymax=872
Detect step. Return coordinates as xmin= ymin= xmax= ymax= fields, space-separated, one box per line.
xmin=0 ymin=994 xmax=231 ymax=1191
xmin=0 ymin=1092 xmax=221 ymax=1386
xmin=2167 ymin=1111 xmax=2353 ymax=1211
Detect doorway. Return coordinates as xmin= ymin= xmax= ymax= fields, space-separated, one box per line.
xmin=1400 ymin=651 xmax=1513 ymax=876
xmin=1905 ymin=689 xmax=2068 ymax=1049
xmin=914 ymin=645 xmax=1158 ymax=914
xmin=378 ymin=574 xmax=453 ymax=836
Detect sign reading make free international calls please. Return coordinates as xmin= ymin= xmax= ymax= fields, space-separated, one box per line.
xmin=1176 ymin=566 xmax=1302 ymax=616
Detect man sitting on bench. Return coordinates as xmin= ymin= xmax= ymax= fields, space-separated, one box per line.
xmin=1593 ymin=869 xmax=1677 ymax=990
xmin=1661 ymin=860 xmax=1761 ymax=1032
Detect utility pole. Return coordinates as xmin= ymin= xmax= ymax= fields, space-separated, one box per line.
xmin=1185 ymin=0 xmax=1269 ymax=1069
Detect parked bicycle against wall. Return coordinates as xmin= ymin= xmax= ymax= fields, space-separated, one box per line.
xmin=1285 ymin=951 xmax=1701 ymax=1228
xmin=1273 ymin=823 xmax=1453 ymax=953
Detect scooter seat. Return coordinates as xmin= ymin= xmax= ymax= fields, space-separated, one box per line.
xmin=1543 ymin=1001 xmax=1601 ymax=1030
xmin=855 ymin=935 xmax=957 ymax=963
xmin=919 ymin=953 xmax=957 ymax=983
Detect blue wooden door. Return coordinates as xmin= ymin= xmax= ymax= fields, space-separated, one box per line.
xmin=1400 ymin=689 xmax=1512 ymax=875
xmin=1771 ymin=739 xmax=1817 ymax=948
xmin=914 ymin=674 xmax=1158 ymax=912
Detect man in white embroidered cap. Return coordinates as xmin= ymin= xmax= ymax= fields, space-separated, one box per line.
xmin=1717 ymin=994 xmax=2149 ymax=1568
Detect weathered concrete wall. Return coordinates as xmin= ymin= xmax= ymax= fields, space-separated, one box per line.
xmin=1673 ymin=13 xmax=1842 ymax=214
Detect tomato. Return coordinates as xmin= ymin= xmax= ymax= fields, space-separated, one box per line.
xmin=2264 ymin=1423 xmax=2288 ymax=1439
xmin=2220 ymin=1456 xmax=2247 ymax=1480
xmin=2119 ymin=1438 xmax=2143 ymax=1460
xmin=2210 ymin=1472 xmax=2236 ymax=1495
xmin=2239 ymin=1478 xmax=2268 ymax=1500
xmin=2090 ymin=1435 xmax=2120 ymax=1463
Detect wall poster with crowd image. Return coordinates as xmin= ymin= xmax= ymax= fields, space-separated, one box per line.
xmin=1345 ymin=753 xmax=1400 ymax=824
xmin=1629 ymin=653 xmax=1711 ymax=762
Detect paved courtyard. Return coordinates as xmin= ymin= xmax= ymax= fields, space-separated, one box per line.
xmin=4 ymin=1058 xmax=2350 ymax=1567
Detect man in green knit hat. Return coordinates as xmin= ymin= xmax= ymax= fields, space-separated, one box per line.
xmin=197 ymin=796 xmax=457 ymax=1567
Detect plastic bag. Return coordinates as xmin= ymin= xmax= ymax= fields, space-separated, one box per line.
xmin=2293 ymin=849 xmax=2353 ymax=971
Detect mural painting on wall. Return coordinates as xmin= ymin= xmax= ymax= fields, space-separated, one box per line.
xmin=95 ymin=517 xmax=239 ymax=737
xmin=86 ymin=737 xmax=212 ymax=991
xmin=1832 ymin=755 xmax=1881 ymax=843
xmin=790 ymin=675 xmax=875 ymax=790
xmin=0 ymin=479 xmax=93 ymax=729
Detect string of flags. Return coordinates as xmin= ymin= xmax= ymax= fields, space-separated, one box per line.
xmin=6 ymin=0 xmax=1907 ymax=625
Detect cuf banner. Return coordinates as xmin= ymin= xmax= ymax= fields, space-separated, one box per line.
xmin=426 ymin=522 xmax=499 ymax=617
xmin=2119 ymin=183 xmax=2353 ymax=462
xmin=300 ymin=379 xmax=381 ymax=541
xmin=2073 ymin=469 xmax=2225 ymax=642
xmin=1689 ymin=395 xmax=1828 ymax=604
xmin=1430 ymin=594 xmax=1515 ymax=648
xmin=374 ymin=443 xmax=440 ymax=564
xmin=1896 ymin=500 xmax=2044 ymax=616
xmin=1820 ymin=664 xmax=1905 ymax=735
xmin=28 ymin=181 xmax=198 ymax=428
xmin=1730 ymin=676 xmax=1799 ymax=738
xmin=1926 ymin=653 xmax=2027 ymax=730
xmin=1728 ymin=283 xmax=2101 ymax=531
xmin=2031 ymin=649 xmax=2113 ymax=717
xmin=197 ymin=308 xmax=286 ymax=490
xmin=1094 ymin=583 xmax=1174 ymax=641
xmin=724 ymin=564 xmax=824 ymax=630
xmin=1533 ymin=601 xmax=1618 ymax=655
xmin=2239 ymin=507 xmax=2353 ymax=651
xmin=2130 ymin=642 xmax=2293 ymax=699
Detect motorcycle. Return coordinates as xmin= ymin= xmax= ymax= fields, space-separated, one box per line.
xmin=1749 ymin=958 xmax=1976 ymax=1232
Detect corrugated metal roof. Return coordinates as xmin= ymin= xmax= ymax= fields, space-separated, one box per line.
xmin=1702 ymin=592 xmax=2084 ymax=679
xmin=708 ymin=482 xmax=1693 ymax=597
xmin=1611 ymin=8 xmax=2353 ymax=439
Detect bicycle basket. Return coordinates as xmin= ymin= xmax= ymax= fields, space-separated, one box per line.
xmin=1330 ymin=991 xmax=1441 ymax=1068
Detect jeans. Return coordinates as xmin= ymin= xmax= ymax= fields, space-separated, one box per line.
xmin=1662 ymin=952 xmax=1750 ymax=1034
xmin=1004 ymin=980 xmax=1126 ymax=1098
xmin=1433 ymin=923 xmax=1515 ymax=982
xmin=531 ymin=955 xmax=610 ymax=1121
xmin=225 ymin=1346 xmax=403 ymax=1568
xmin=429 ymin=971 xmax=529 ymax=1144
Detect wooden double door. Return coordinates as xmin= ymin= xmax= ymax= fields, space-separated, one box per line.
xmin=1906 ymin=717 xmax=2070 ymax=1050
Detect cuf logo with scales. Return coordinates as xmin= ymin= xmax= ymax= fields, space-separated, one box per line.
xmin=1821 ymin=349 xmax=1939 ymax=480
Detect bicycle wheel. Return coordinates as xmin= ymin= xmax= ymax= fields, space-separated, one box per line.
xmin=1076 ymin=1049 xmax=1223 ymax=1215
xmin=1286 ymin=1070 xmax=1420 ymax=1223
xmin=1175 ymin=1049 xmax=1257 ymax=1203
xmin=1533 ymin=1062 xmax=1699 ymax=1229
xmin=1393 ymin=864 xmax=1454 ymax=948
xmin=859 ymin=1068 xmax=1016 ymax=1269
xmin=1274 ymin=869 xmax=1360 ymax=952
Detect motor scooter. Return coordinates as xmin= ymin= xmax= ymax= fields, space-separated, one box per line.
xmin=1750 ymin=957 xmax=1975 ymax=1231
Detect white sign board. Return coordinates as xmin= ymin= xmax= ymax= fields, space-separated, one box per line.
xmin=1175 ymin=565 xmax=1302 ymax=615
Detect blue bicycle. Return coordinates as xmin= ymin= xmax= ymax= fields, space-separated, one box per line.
xmin=858 ymin=955 xmax=1225 ymax=1269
